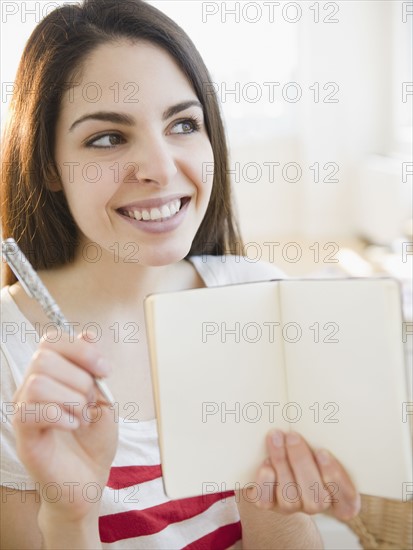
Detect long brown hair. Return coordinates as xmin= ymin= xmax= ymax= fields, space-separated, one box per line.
xmin=1 ymin=0 xmax=242 ymax=285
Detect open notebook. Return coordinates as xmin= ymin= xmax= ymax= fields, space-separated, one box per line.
xmin=144 ymin=278 xmax=412 ymax=500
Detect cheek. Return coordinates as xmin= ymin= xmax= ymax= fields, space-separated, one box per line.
xmin=59 ymin=165 xmax=113 ymax=225
xmin=60 ymin=156 xmax=112 ymax=191
xmin=191 ymin=143 xmax=215 ymax=199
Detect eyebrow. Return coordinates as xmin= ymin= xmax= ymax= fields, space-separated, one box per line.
xmin=162 ymin=100 xmax=203 ymax=121
xmin=69 ymin=100 xmax=203 ymax=132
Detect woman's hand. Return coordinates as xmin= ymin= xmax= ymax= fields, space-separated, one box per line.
xmin=248 ymin=430 xmax=361 ymax=521
xmin=11 ymin=330 xmax=118 ymax=525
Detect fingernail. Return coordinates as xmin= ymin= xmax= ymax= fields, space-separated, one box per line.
xmin=353 ymin=493 xmax=361 ymax=515
xmin=43 ymin=326 xmax=59 ymax=340
xmin=96 ymin=357 xmax=111 ymax=376
xmin=70 ymin=417 xmax=80 ymax=429
xmin=344 ymin=498 xmax=361 ymax=520
xmin=87 ymin=388 xmax=96 ymax=403
xmin=80 ymin=329 xmax=98 ymax=342
xmin=272 ymin=430 xmax=284 ymax=447
xmin=286 ymin=432 xmax=301 ymax=446
xmin=256 ymin=466 xmax=276 ymax=507
xmin=316 ymin=449 xmax=330 ymax=465
xmin=257 ymin=466 xmax=276 ymax=484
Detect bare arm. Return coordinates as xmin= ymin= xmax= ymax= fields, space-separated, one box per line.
xmin=1 ymin=333 xmax=116 ymax=550
xmin=237 ymin=495 xmax=323 ymax=550
xmin=0 ymin=488 xmax=103 ymax=550
xmin=0 ymin=489 xmax=43 ymax=550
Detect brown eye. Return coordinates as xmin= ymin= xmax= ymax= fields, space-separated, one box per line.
xmin=86 ymin=133 xmax=125 ymax=148
xmin=170 ymin=117 xmax=201 ymax=135
xmin=181 ymin=121 xmax=194 ymax=133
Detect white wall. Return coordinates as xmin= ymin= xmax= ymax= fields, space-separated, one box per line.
xmin=228 ymin=0 xmax=412 ymax=243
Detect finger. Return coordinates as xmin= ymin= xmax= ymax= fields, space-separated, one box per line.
xmin=12 ymin=401 xmax=80 ymax=432
xmin=252 ymin=461 xmax=277 ymax=509
xmin=314 ymin=448 xmax=361 ymax=521
xmin=285 ymin=432 xmax=331 ymax=515
xmin=17 ymin=373 xmax=90 ymax=424
xmin=27 ymin=348 xmax=96 ymax=399
xmin=266 ymin=430 xmax=302 ymax=513
xmin=38 ymin=329 xmax=112 ymax=379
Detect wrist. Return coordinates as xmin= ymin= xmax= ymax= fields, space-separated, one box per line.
xmin=38 ymin=505 xmax=102 ymax=550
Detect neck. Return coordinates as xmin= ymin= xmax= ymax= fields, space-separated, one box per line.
xmin=38 ymin=246 xmax=199 ymax=314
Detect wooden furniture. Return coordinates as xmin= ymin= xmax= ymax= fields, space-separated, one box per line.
xmin=344 ymin=494 xmax=413 ymax=550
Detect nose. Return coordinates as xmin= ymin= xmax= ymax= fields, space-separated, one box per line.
xmin=125 ymin=131 xmax=178 ymax=186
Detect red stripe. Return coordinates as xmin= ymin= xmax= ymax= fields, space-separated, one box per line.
xmin=99 ymin=491 xmax=236 ymax=543
xmin=182 ymin=522 xmax=242 ymax=550
xmin=107 ymin=465 xmax=161 ymax=489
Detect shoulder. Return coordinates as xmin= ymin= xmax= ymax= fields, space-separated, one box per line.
xmin=1 ymin=285 xmax=21 ymax=320
xmin=188 ymin=255 xmax=286 ymax=287
xmin=1 ymin=285 xmax=38 ymax=389
xmin=1 ymin=286 xmax=20 ymax=339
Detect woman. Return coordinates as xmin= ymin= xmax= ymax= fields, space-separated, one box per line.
xmin=0 ymin=1 xmax=360 ymax=548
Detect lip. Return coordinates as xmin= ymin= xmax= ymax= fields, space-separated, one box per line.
xmin=116 ymin=197 xmax=191 ymax=234
xmin=117 ymin=193 xmax=190 ymax=211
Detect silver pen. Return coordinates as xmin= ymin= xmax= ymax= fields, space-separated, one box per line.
xmin=2 ymin=238 xmax=115 ymax=405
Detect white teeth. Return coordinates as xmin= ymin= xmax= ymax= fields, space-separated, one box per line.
xmin=170 ymin=200 xmax=181 ymax=215
xmin=150 ymin=208 xmax=162 ymax=221
xmin=124 ymin=198 xmax=184 ymax=222
xmin=161 ymin=204 xmax=171 ymax=218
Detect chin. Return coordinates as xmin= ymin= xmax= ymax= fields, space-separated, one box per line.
xmin=139 ymin=240 xmax=193 ymax=267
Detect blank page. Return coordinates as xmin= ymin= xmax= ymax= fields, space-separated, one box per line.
xmin=145 ymin=281 xmax=287 ymax=499
xmin=280 ymin=278 xmax=411 ymax=499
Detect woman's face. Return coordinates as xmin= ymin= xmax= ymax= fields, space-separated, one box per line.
xmin=54 ymin=40 xmax=214 ymax=266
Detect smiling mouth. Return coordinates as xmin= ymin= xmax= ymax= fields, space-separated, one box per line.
xmin=117 ymin=197 xmax=191 ymax=222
